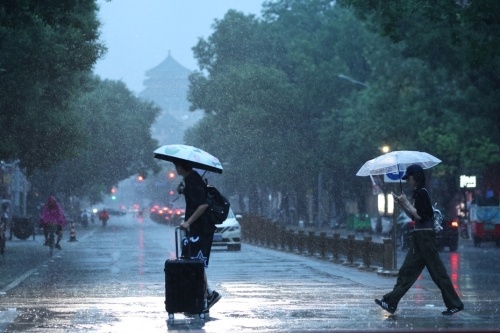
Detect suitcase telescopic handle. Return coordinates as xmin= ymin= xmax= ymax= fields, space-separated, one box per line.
xmin=174 ymin=226 xmax=190 ymax=259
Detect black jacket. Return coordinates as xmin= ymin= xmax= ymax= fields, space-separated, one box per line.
xmin=413 ymin=188 xmax=434 ymax=229
xmin=183 ymin=171 xmax=214 ymax=235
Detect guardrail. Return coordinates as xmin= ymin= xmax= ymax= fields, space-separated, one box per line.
xmin=239 ymin=214 xmax=395 ymax=274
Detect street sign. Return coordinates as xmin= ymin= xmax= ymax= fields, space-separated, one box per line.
xmin=460 ymin=175 xmax=476 ymax=188
xmin=384 ymin=171 xmax=406 ymax=183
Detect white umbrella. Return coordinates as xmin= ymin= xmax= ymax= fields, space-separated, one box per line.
xmin=154 ymin=144 xmax=223 ymax=174
xmin=356 ymin=151 xmax=441 ymax=177
xmin=356 ymin=150 xmax=441 ymax=271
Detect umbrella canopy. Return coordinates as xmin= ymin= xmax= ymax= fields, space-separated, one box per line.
xmin=154 ymin=144 xmax=223 ymax=174
xmin=356 ymin=150 xmax=441 ymax=177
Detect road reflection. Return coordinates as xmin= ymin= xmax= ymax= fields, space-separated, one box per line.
xmin=449 ymin=252 xmax=460 ymax=296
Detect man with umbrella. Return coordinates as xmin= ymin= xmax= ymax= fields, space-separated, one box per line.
xmin=174 ymin=160 xmax=222 ymax=313
xmin=375 ymin=164 xmax=464 ymax=316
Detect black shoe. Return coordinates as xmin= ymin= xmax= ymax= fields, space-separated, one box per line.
xmin=207 ymin=291 xmax=222 ymax=310
xmin=55 ymin=243 xmax=61 ymax=250
xmin=442 ymin=306 xmax=463 ymax=315
xmin=375 ymin=299 xmax=397 ymax=314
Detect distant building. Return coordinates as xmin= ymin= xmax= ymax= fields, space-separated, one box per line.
xmin=139 ymin=51 xmax=203 ymax=144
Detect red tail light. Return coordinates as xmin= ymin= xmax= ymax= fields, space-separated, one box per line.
xmin=451 ymin=221 xmax=459 ymax=228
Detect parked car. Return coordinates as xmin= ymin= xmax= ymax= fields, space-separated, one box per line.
xmin=178 ymin=209 xmax=242 ymax=251
xmin=401 ymin=213 xmax=459 ymax=252
xmin=212 ymin=208 xmax=242 ymax=251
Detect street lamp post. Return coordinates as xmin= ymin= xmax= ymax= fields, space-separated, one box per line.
xmin=373 ymin=145 xmax=400 ymax=273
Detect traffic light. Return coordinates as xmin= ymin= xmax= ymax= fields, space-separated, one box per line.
xmin=168 ymin=171 xmax=175 ymax=179
xmin=111 ymin=187 xmax=117 ymax=200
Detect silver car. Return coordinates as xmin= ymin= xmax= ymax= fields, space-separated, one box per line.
xmin=212 ymin=209 xmax=241 ymax=251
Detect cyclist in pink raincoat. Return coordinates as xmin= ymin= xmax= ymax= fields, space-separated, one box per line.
xmin=40 ymin=196 xmax=66 ymax=250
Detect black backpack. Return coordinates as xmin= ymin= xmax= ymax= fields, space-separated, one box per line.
xmin=432 ymin=206 xmax=443 ymax=233
xmin=205 ymin=184 xmax=230 ymax=225
xmin=423 ymin=189 xmax=443 ymax=233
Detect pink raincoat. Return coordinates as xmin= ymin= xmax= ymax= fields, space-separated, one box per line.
xmin=40 ymin=196 xmax=66 ymax=226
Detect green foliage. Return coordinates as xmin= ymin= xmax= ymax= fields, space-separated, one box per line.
xmin=30 ymin=78 xmax=161 ymax=202
xmin=188 ymin=63 xmax=309 ymax=191
xmin=0 ymin=0 xmax=105 ymax=172
xmin=339 ymin=0 xmax=500 ymax=194
xmin=187 ymin=1 xmax=381 ymax=216
xmin=186 ymin=0 xmax=500 ymax=216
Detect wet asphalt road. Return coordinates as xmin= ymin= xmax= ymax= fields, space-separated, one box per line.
xmin=0 ymin=214 xmax=499 ymax=332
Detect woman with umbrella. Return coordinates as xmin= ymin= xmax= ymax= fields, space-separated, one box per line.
xmin=375 ymin=164 xmax=464 ymax=316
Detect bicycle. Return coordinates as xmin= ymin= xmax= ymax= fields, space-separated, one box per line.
xmin=46 ymin=223 xmax=58 ymax=256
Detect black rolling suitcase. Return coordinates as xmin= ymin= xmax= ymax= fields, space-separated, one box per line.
xmin=164 ymin=227 xmax=206 ymax=321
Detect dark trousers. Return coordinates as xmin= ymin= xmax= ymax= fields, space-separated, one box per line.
xmin=383 ymin=230 xmax=463 ymax=309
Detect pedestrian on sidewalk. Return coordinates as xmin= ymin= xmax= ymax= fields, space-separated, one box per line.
xmin=375 ymin=164 xmax=464 ymax=316
xmin=175 ymin=161 xmax=222 ymax=313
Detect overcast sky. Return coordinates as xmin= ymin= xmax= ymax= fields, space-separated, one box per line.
xmin=93 ymin=0 xmax=264 ymax=94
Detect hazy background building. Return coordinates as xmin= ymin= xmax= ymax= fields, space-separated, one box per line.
xmin=139 ymin=51 xmax=203 ymax=145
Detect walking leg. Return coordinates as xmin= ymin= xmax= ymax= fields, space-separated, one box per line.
xmin=421 ymin=237 xmax=463 ymax=309
xmin=383 ymin=243 xmax=425 ymax=307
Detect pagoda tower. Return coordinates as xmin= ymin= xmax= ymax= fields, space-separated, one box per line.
xmin=140 ymin=51 xmax=203 ymax=144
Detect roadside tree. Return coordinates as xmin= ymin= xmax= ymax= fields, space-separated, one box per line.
xmin=0 ymin=0 xmax=105 ymax=172
xmin=29 ymin=78 xmax=161 ymax=205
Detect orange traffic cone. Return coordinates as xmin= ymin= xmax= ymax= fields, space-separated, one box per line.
xmin=68 ymin=220 xmax=78 ymax=242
